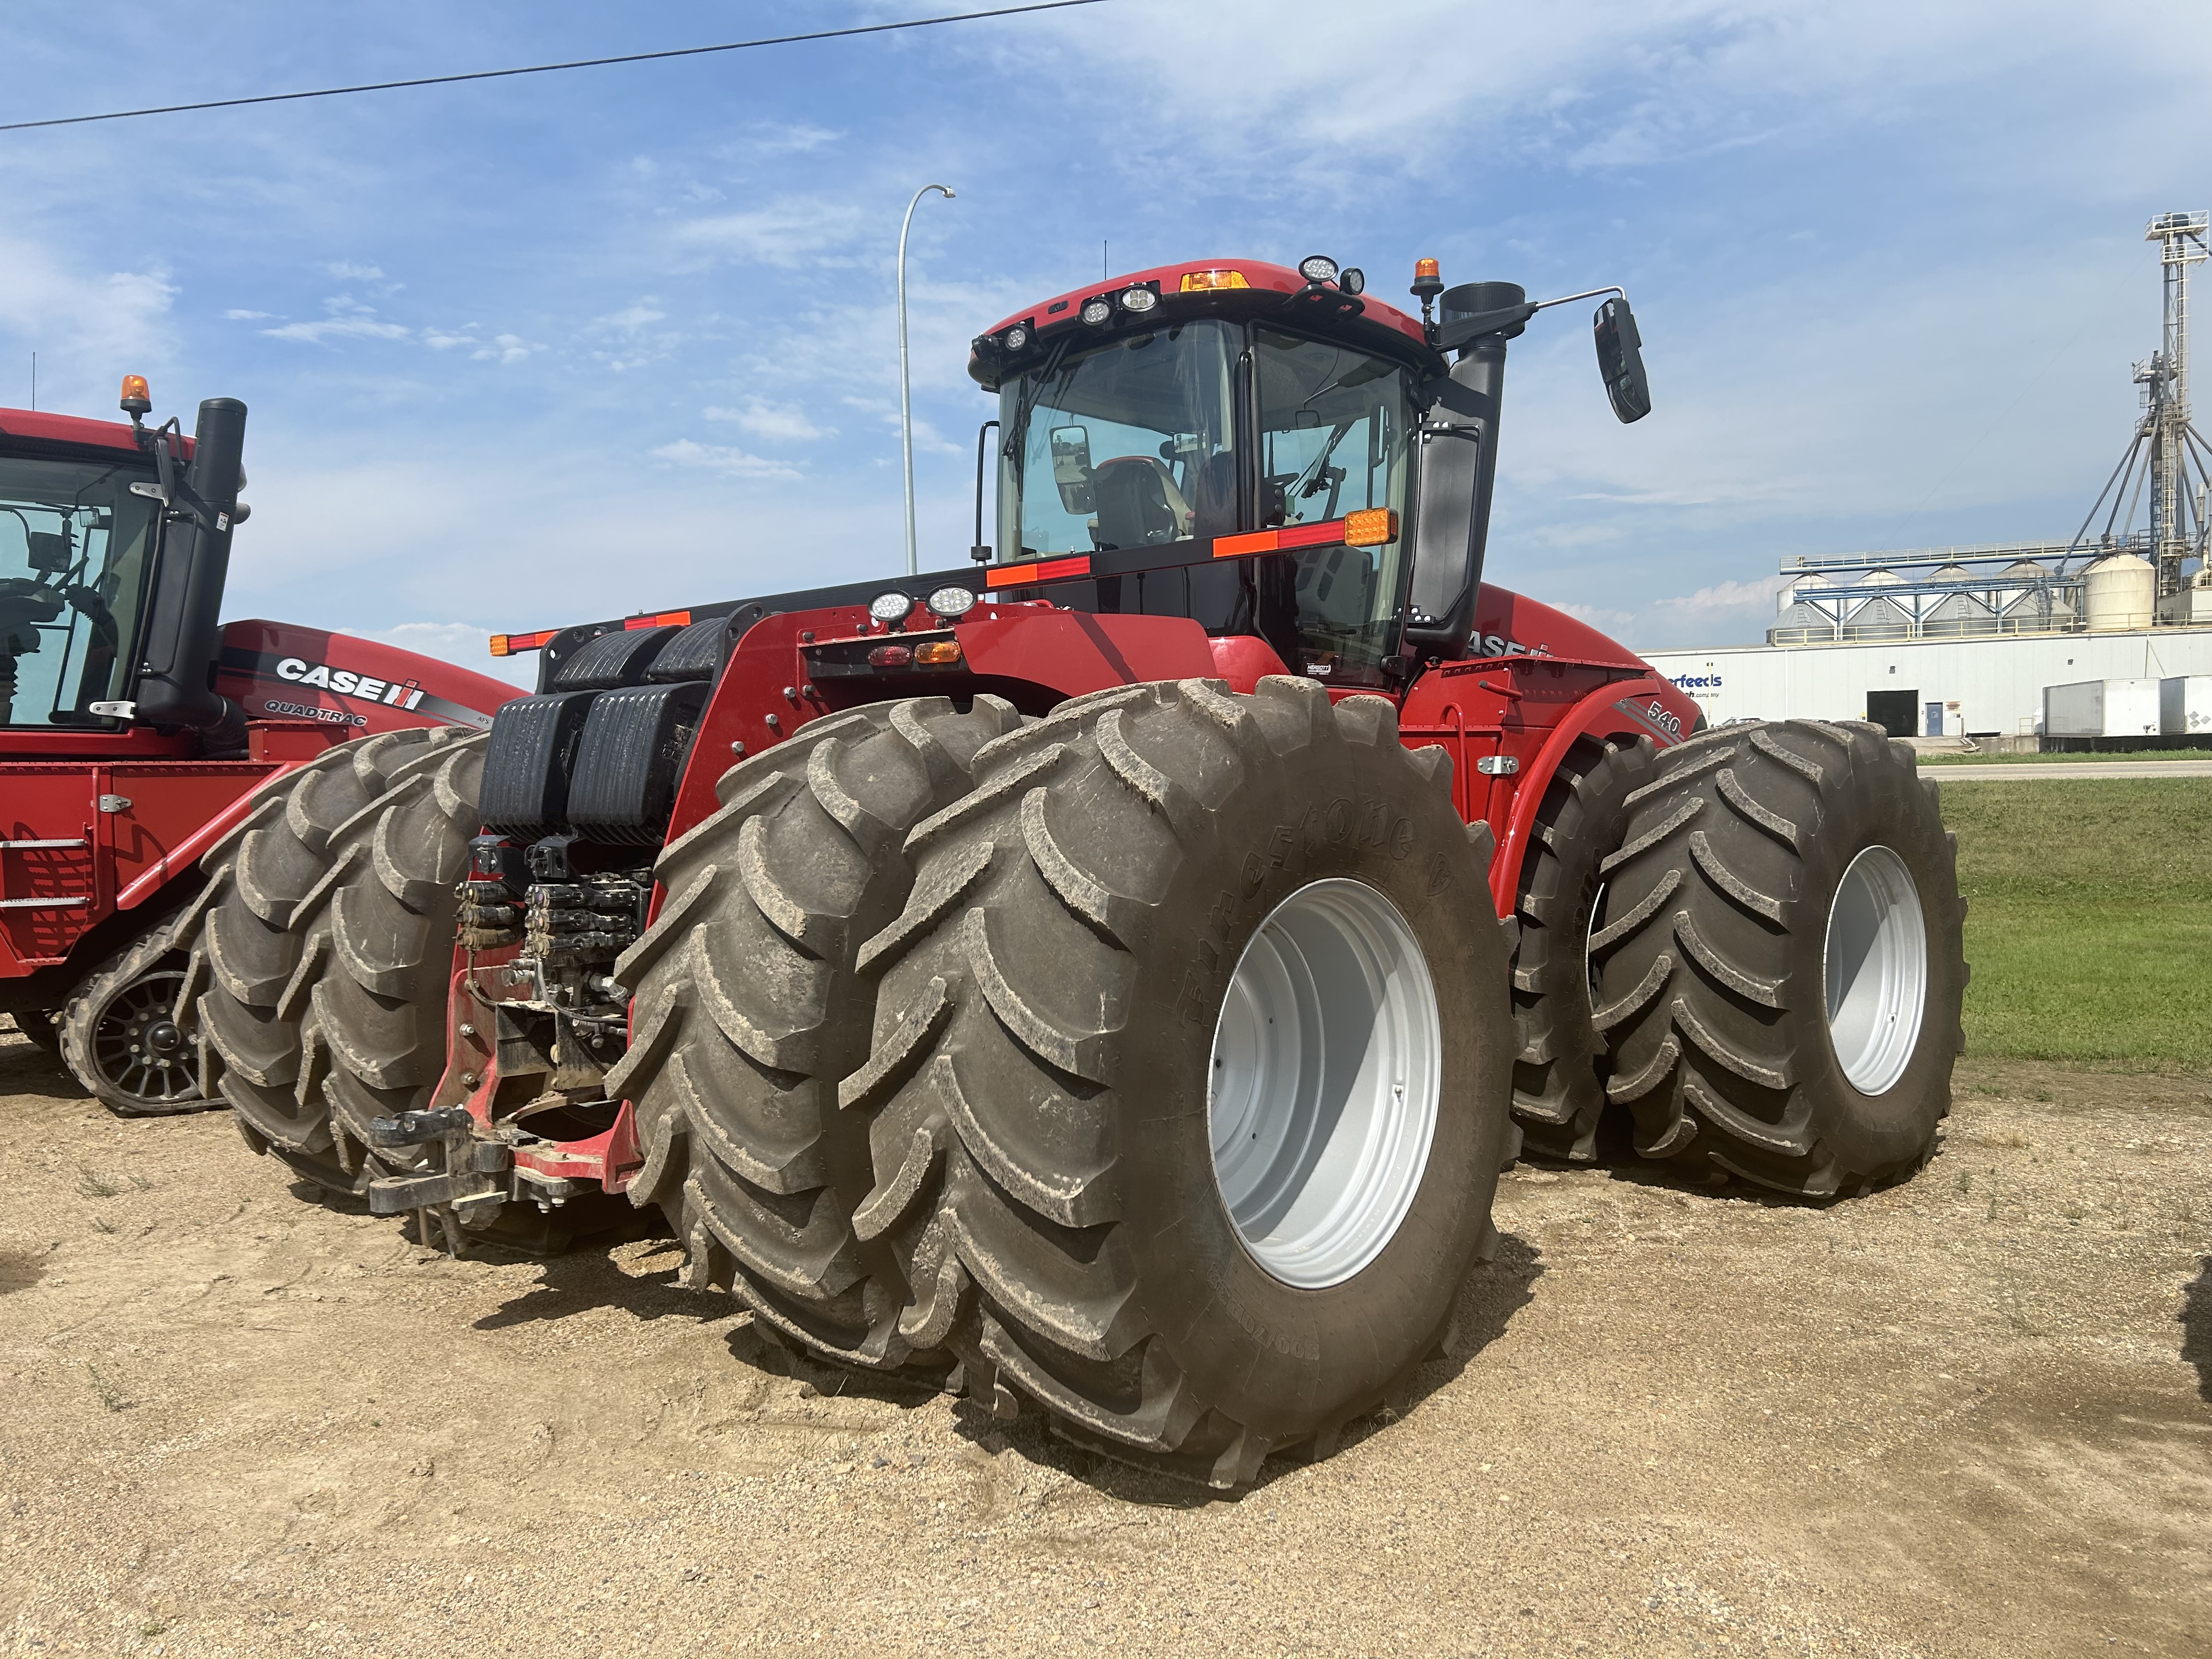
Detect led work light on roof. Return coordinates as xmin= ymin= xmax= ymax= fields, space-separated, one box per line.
xmin=1119 ymin=285 xmax=1157 ymax=314
xmin=1340 ymin=267 xmax=1365 ymax=295
xmin=1297 ymin=254 xmax=1340 ymax=284
xmin=1079 ymin=296 xmax=1113 ymax=327
xmin=868 ymin=590 xmax=916 ymax=624
xmin=1003 ymin=323 xmax=1030 ymax=352
xmin=926 ymin=585 xmax=977 ymax=619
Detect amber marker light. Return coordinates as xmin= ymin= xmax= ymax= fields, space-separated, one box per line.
xmin=489 ymin=629 xmax=560 ymax=657
xmin=913 ymin=640 xmax=962 ymax=665
xmin=1180 ymin=269 xmax=1248 ymax=291
xmin=1414 ymin=259 xmax=1440 ymax=283
xmin=1344 ymin=508 xmax=1400 ymax=546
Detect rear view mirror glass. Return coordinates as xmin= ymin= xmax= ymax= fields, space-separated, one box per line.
xmin=1594 ymin=297 xmax=1652 ymax=425
xmin=1049 ymin=425 xmax=1094 ymax=513
xmin=26 ymin=530 xmax=71 ymax=573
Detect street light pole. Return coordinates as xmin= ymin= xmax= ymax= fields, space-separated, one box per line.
xmin=899 ymin=183 xmax=956 ymax=577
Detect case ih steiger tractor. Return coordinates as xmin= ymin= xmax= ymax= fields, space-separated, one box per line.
xmin=1 ymin=385 xmax=517 ymax=1112
xmin=183 ymin=255 xmax=1967 ymax=1487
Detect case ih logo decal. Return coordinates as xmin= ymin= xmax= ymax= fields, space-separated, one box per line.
xmin=275 ymin=656 xmax=428 ymax=709
xmin=217 ymin=646 xmax=496 ymax=731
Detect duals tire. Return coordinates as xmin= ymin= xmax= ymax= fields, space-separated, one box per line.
xmin=848 ymin=677 xmax=1510 ymax=1487
xmin=1509 ymin=733 xmax=1660 ymax=1161
xmin=608 ymin=695 xmax=1024 ymax=1373
xmin=172 ymin=727 xmax=487 ymax=1194
xmin=1592 ymin=719 xmax=1966 ymax=1196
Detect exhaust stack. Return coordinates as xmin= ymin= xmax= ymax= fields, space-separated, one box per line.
xmin=134 ymin=397 xmax=247 ymax=744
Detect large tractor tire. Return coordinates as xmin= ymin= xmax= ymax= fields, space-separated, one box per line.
xmin=173 ymin=727 xmax=486 ymax=1194
xmin=609 ymin=696 xmax=1023 ymax=1372
xmin=58 ymin=929 xmax=205 ymax=1115
xmin=1509 ymin=733 xmax=1659 ymax=1161
xmin=1592 ymin=719 xmax=1966 ymax=1197
xmin=846 ymin=677 xmax=1510 ymax=1487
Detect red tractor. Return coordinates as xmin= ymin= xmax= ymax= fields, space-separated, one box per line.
xmin=183 ymin=255 xmax=1966 ymax=1486
xmin=1 ymin=383 xmax=518 ymax=1111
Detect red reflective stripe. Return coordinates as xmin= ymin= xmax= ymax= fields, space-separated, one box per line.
xmin=1276 ymin=518 xmax=1346 ymax=550
xmin=986 ymin=554 xmax=1091 ymax=588
xmin=625 ymin=609 xmax=693 ymax=630
xmin=499 ymin=629 xmax=559 ymax=653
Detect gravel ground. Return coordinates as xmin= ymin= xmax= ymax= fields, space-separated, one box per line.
xmin=2 ymin=1029 xmax=2207 ymax=1658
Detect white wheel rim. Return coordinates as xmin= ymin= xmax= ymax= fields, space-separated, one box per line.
xmin=1822 ymin=845 xmax=1928 ymax=1096
xmin=1207 ymin=878 xmax=1441 ymax=1289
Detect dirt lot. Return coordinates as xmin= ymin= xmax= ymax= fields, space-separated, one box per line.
xmin=2 ymin=1031 xmax=2207 ymax=1659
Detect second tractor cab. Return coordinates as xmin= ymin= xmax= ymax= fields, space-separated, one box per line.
xmin=182 ymin=252 xmax=1966 ymax=1488
xmin=0 ymin=382 xmax=519 ymax=1112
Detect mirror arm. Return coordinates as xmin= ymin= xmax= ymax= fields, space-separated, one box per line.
xmin=972 ymin=419 xmax=1000 ymax=563
xmin=1429 ymin=286 xmax=1631 ymax=355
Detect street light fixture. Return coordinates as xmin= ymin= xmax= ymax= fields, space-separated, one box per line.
xmin=898 ymin=182 xmax=956 ymax=577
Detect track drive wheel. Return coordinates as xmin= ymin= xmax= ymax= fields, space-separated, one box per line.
xmin=609 ymin=695 xmax=1023 ymax=1374
xmin=1593 ymin=719 xmax=1966 ymax=1196
xmin=59 ymin=929 xmax=206 ymax=1115
xmin=847 ymin=676 xmax=1510 ymax=1487
xmin=1509 ymin=733 xmax=1660 ymax=1161
xmin=171 ymin=726 xmax=488 ymax=1194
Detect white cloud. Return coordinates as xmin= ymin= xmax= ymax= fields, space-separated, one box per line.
xmin=704 ymin=400 xmax=828 ymax=442
xmin=262 ymin=297 xmax=409 ymax=345
xmin=673 ymin=196 xmax=870 ymax=268
xmin=222 ymin=308 xmax=274 ymax=321
xmin=650 ymin=438 xmax=803 ymax=481
xmin=471 ymin=333 xmax=541 ymax=364
xmin=751 ymin=122 xmax=842 ymax=156
xmin=324 ymin=262 xmax=386 ymax=282
xmin=599 ymin=303 xmax=667 ymax=332
xmin=0 ymin=237 xmax=177 ymax=413
xmin=1648 ymin=574 xmax=1791 ymax=619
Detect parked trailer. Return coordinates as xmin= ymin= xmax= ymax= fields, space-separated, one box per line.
xmin=2162 ymin=675 xmax=2212 ymax=736
xmin=182 ymin=253 xmax=1967 ymax=1485
xmin=2044 ymin=677 xmax=2162 ymax=738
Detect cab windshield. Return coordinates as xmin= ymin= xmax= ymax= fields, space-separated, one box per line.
xmin=996 ymin=318 xmax=1415 ymax=685
xmin=0 ymin=453 xmax=162 ymax=726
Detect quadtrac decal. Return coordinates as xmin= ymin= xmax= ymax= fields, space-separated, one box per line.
xmin=218 ymin=647 xmax=496 ymax=730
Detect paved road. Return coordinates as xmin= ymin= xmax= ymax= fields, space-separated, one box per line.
xmin=1920 ymin=759 xmax=2212 ymax=780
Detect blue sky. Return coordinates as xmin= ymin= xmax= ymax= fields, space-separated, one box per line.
xmin=4 ymin=0 xmax=2209 ymax=678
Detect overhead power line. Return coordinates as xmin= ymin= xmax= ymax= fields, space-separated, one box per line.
xmin=0 ymin=1 xmax=1106 ymax=134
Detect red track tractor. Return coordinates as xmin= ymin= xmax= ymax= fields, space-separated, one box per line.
xmin=183 ymin=255 xmax=1966 ymax=1486
xmin=1 ymin=386 xmax=518 ymax=1111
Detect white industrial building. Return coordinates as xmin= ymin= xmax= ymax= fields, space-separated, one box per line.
xmin=1641 ymin=624 xmax=2212 ymax=737
xmin=1638 ymin=540 xmax=2212 ymax=737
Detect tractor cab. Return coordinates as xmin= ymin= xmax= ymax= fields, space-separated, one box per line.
xmin=969 ymin=255 xmax=1650 ymax=687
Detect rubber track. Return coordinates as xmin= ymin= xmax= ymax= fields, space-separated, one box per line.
xmin=1590 ymin=719 xmax=1967 ymax=1196
xmin=172 ymin=727 xmax=487 ymax=1193
xmin=846 ymin=676 xmax=1499 ymax=1486
xmin=1509 ymin=733 xmax=1658 ymax=1161
xmin=608 ymin=696 xmax=1022 ymax=1372
xmin=58 ymin=923 xmax=203 ymax=1116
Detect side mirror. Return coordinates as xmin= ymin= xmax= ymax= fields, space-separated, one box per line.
xmin=1049 ymin=425 xmax=1094 ymax=513
xmin=1594 ymin=297 xmax=1651 ymax=424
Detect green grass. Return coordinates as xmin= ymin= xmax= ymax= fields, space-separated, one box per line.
xmin=1920 ymin=747 xmax=2211 ymax=765
xmin=1942 ymin=778 xmax=2212 ymax=1066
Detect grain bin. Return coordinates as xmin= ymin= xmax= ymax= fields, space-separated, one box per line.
xmin=2083 ymin=553 xmax=2156 ymax=631
xmin=2044 ymin=678 xmax=2162 ymax=737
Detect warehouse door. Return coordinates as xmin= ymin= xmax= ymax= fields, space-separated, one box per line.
xmin=1866 ymin=690 xmax=1917 ymax=737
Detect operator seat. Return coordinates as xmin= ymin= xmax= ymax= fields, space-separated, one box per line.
xmin=1091 ymin=457 xmax=1193 ymax=549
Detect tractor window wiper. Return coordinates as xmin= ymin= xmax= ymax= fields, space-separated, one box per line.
xmin=1001 ymin=334 xmax=1076 ymax=462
